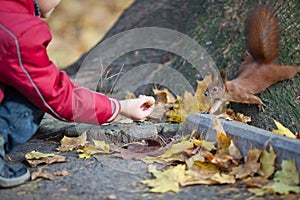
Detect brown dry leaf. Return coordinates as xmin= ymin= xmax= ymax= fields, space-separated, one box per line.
xmin=228 ymin=140 xmax=243 ymax=160
xmin=211 ymin=150 xmax=239 ymax=170
xmin=57 ymin=132 xmax=87 ymax=152
xmin=243 ymin=176 xmax=271 ymax=188
xmin=230 ymin=148 xmax=262 ymax=179
xmin=31 ymin=167 xmax=69 ymax=181
xmin=115 ymin=140 xmax=163 ymax=160
xmin=223 ymin=109 xmax=251 ymax=124
xmin=27 ymin=155 xmax=67 ymax=167
xmin=236 ymin=113 xmax=251 ymax=123
xmin=153 ymin=87 xmax=176 ymax=104
xmin=184 ymin=163 xmax=221 ymax=185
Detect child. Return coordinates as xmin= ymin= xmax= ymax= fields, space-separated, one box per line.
xmin=0 ymin=0 xmax=155 ymax=187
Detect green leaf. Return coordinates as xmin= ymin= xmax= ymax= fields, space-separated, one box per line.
xmin=274 ymin=160 xmax=299 ymax=185
xmin=263 ymin=182 xmax=300 ymax=195
xmin=263 ymin=159 xmax=300 ymax=195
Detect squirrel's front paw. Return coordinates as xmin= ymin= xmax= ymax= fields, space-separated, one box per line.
xmin=258 ymin=103 xmax=266 ymax=112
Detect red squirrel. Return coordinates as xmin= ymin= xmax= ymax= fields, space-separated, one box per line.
xmin=204 ymin=6 xmax=300 ymax=113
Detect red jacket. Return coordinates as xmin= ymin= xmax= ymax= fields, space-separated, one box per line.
xmin=0 ymin=0 xmax=120 ymax=125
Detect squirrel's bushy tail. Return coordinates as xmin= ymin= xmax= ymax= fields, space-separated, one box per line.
xmin=245 ymin=6 xmax=280 ymax=64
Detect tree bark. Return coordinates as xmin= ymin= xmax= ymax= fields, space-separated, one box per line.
xmin=64 ymin=0 xmax=300 ymax=132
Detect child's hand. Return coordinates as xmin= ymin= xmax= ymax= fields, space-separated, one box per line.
xmin=119 ymin=95 xmax=155 ymax=121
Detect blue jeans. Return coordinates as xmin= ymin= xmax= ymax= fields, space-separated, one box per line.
xmin=0 ymin=87 xmax=44 ymax=154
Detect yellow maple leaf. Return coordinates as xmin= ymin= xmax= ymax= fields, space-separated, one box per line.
xmin=192 ymin=138 xmax=216 ymax=151
xmin=260 ymin=145 xmax=276 ymax=178
xmin=57 ymin=132 xmax=87 ymax=152
xmin=159 ymin=140 xmax=194 ymax=159
xmin=78 ymin=140 xmax=110 ymax=159
xmin=271 ymin=119 xmax=296 ymax=139
xmin=141 ymin=164 xmax=186 ymax=193
xmin=159 ymin=75 xmax=214 ymax=123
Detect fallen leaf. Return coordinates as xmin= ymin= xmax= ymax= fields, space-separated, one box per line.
xmin=57 ymin=132 xmax=87 ymax=152
xmin=25 ymin=150 xmax=67 ymax=167
xmin=25 ymin=151 xmax=56 ymax=160
xmin=271 ymin=119 xmax=296 ymax=139
xmin=27 ymin=155 xmax=67 ymax=167
xmin=78 ymin=140 xmax=110 ymax=159
xmin=243 ymin=177 xmax=270 ymax=188
xmin=31 ymin=167 xmax=68 ymax=181
xmin=115 ymin=140 xmax=163 ymax=160
xmin=236 ymin=113 xmax=251 ymax=123
xmin=158 ymin=76 xmax=214 ymax=123
xmin=141 ymin=164 xmax=186 ymax=193
xmin=259 ymin=145 xmax=276 ymax=178
xmin=228 ymin=140 xmax=243 ymax=160
xmin=211 ymin=150 xmax=239 ymax=170
xmin=274 ymin=159 xmax=299 ymax=185
xmin=218 ymin=109 xmax=251 ymax=124
xmin=230 ymin=148 xmax=262 ymax=179
xmin=180 ymin=91 xmax=201 ymax=122
xmin=213 ymin=118 xmax=231 ymax=153
xmin=209 ymin=172 xmax=236 ymax=184
xmin=159 ymin=140 xmax=194 ymax=159
xmin=192 ymin=138 xmax=216 ymax=151
xmin=93 ymin=140 xmax=110 ymax=153
xmin=263 ymin=181 xmax=300 ymax=195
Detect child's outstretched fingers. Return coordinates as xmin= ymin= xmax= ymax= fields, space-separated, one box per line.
xmin=140 ymin=96 xmax=155 ymax=110
xmin=119 ymin=96 xmax=155 ymax=121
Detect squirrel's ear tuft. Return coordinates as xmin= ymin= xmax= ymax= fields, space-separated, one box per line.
xmin=220 ymin=69 xmax=227 ymax=83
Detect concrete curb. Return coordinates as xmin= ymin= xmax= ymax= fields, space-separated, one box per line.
xmin=185 ymin=114 xmax=300 ymax=171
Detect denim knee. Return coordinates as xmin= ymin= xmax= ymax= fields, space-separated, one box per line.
xmin=0 ymin=88 xmax=44 ymax=153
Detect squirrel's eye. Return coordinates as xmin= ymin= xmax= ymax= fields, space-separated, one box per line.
xmin=212 ymin=87 xmax=218 ymax=92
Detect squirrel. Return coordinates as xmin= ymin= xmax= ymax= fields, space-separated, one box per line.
xmin=204 ymin=6 xmax=300 ymax=113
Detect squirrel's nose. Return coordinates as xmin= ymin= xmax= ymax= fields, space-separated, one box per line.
xmin=204 ymin=89 xmax=209 ymax=97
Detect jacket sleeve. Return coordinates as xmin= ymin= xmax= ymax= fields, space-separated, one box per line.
xmin=3 ymin=20 xmax=120 ymax=125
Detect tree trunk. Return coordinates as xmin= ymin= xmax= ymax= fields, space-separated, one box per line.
xmin=64 ymin=0 xmax=300 ymax=132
